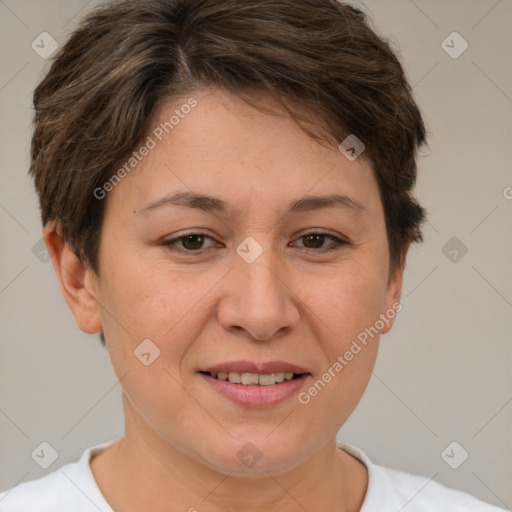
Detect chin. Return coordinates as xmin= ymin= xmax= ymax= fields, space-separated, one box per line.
xmin=198 ymin=435 xmax=313 ymax=477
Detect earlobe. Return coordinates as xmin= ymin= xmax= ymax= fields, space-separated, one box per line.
xmin=43 ymin=222 xmax=103 ymax=334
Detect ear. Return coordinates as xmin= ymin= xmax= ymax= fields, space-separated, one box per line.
xmin=380 ymin=241 xmax=410 ymax=335
xmin=42 ymin=222 xmax=102 ymax=334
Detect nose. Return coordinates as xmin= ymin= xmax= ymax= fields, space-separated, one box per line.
xmin=217 ymin=242 xmax=300 ymax=341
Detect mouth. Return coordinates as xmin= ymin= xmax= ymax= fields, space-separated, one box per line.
xmin=200 ymin=371 xmax=302 ymax=386
xmin=198 ymin=361 xmax=311 ymax=407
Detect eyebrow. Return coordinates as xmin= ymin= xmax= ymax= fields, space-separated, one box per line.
xmin=139 ymin=191 xmax=365 ymax=216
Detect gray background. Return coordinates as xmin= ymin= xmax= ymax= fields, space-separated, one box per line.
xmin=0 ymin=0 xmax=511 ymax=508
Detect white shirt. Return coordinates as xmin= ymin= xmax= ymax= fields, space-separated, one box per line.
xmin=0 ymin=438 xmax=506 ymax=511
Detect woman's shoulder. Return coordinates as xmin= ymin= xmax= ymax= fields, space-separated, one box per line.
xmin=372 ymin=463 xmax=506 ymax=511
xmin=0 ymin=466 xmax=72 ymax=510
xmin=338 ymin=442 xmax=507 ymax=511
xmin=0 ymin=440 xmax=117 ymax=512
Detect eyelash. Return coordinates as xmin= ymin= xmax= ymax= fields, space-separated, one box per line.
xmin=161 ymin=231 xmax=349 ymax=255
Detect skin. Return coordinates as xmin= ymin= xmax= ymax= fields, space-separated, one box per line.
xmin=44 ymin=87 xmax=408 ymax=512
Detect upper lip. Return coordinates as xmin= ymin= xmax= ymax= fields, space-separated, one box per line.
xmin=201 ymin=361 xmax=310 ymax=374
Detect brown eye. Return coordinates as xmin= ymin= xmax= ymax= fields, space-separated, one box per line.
xmin=302 ymin=234 xmax=326 ymax=249
xmin=180 ymin=234 xmax=207 ymax=251
xmin=162 ymin=233 xmax=218 ymax=253
xmin=292 ymin=232 xmax=349 ymax=252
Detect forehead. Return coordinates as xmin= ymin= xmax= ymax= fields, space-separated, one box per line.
xmin=105 ymin=87 xmax=382 ymax=221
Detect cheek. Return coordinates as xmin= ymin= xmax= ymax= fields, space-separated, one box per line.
xmin=98 ymin=259 xmax=226 ymax=375
xmin=99 ymin=255 xmax=176 ymax=327
xmin=295 ymin=260 xmax=387 ymax=411
xmin=304 ymin=263 xmax=388 ymax=353
xmin=95 ymin=264 xmax=204 ymax=427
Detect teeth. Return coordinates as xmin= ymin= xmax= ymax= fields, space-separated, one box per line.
xmin=228 ymin=372 xmax=241 ymax=384
xmin=258 ymin=373 xmax=276 ymax=386
xmin=241 ymin=373 xmax=260 ymax=385
xmin=209 ymin=371 xmax=298 ymax=385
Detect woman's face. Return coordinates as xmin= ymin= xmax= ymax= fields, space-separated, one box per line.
xmin=90 ymin=87 xmax=404 ymax=475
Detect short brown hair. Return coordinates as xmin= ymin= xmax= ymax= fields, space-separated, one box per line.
xmin=31 ymin=0 xmax=427 ymax=275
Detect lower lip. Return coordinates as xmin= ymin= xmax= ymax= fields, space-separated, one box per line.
xmin=199 ymin=373 xmax=310 ymax=408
